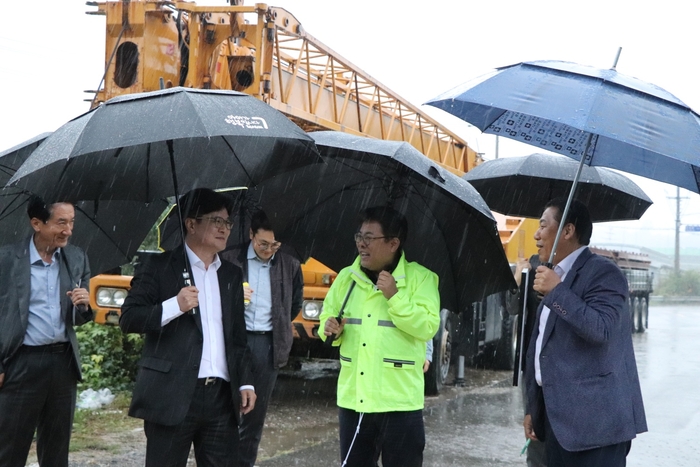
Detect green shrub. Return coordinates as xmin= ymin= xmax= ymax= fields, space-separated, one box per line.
xmin=76 ymin=322 xmax=143 ymax=391
xmin=656 ymin=270 xmax=700 ymax=296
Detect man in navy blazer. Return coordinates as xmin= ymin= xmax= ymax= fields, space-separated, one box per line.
xmin=523 ymin=198 xmax=647 ymax=467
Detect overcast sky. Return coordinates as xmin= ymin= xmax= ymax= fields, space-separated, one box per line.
xmin=2 ymin=0 xmax=699 ymax=254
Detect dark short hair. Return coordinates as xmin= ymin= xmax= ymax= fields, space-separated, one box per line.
xmin=544 ymin=197 xmax=593 ymax=246
xmin=250 ymin=209 xmax=273 ymax=234
xmin=178 ymin=188 xmax=232 ymax=235
xmin=27 ymin=195 xmax=69 ymax=223
xmin=360 ymin=206 xmax=408 ymax=246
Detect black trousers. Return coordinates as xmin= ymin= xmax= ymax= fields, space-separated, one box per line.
xmin=237 ymin=332 xmax=279 ymax=467
xmin=544 ymin=407 xmax=631 ymax=467
xmin=144 ymin=378 xmax=239 ymax=467
xmin=0 ymin=343 xmax=78 ymax=467
xmin=338 ymin=407 xmax=425 ymax=467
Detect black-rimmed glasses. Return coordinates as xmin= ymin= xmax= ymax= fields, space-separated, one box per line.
xmin=254 ymin=237 xmax=282 ymax=251
xmin=196 ymin=216 xmax=234 ymax=230
xmin=354 ymin=233 xmax=391 ymax=246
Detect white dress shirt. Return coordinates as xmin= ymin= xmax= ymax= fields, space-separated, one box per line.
xmin=535 ymin=246 xmax=586 ymax=386
xmin=160 ymin=245 xmax=229 ymax=381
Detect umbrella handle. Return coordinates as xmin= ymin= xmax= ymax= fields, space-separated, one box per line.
xmin=183 ymin=270 xmax=197 ymax=315
xmin=324 ymin=316 xmax=342 ymax=347
xmin=323 ymin=282 xmax=356 ymax=348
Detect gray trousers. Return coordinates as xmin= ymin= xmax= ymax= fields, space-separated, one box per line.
xmin=237 ymin=332 xmax=279 ymax=467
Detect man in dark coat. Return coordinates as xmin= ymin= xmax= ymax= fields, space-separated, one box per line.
xmin=0 ymin=197 xmax=93 ymax=467
xmin=121 ymin=188 xmax=255 ymax=467
xmin=221 ymin=209 xmax=303 ymax=467
xmin=524 ymin=198 xmax=647 ymax=467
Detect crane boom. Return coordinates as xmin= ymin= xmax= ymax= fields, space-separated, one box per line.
xmin=89 ymin=0 xmax=481 ymax=173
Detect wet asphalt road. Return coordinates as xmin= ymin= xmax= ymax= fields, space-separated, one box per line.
xmin=56 ymin=303 xmax=700 ymax=466
xmin=256 ymin=303 xmax=700 ymax=467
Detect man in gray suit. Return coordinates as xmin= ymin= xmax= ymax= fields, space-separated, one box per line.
xmin=0 ymin=196 xmax=93 ymax=467
xmin=221 ymin=209 xmax=303 ymax=467
xmin=524 ymin=198 xmax=647 ymax=467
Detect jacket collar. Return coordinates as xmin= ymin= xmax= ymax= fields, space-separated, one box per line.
xmin=349 ymin=252 xmax=408 ymax=288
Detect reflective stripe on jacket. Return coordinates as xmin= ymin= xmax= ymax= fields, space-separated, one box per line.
xmin=320 ymin=252 xmax=440 ymax=413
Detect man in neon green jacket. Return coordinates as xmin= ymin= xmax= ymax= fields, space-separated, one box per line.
xmin=321 ymin=206 xmax=440 ymax=467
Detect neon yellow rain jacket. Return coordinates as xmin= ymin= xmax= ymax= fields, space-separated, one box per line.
xmin=320 ymin=253 xmax=440 ymax=413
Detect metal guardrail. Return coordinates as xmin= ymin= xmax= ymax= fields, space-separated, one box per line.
xmin=650 ymin=296 xmax=700 ymax=304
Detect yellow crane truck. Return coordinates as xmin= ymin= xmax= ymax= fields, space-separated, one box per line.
xmin=85 ymin=0 xmax=539 ymax=394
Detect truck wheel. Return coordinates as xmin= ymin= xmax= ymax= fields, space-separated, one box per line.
xmin=425 ymin=309 xmax=452 ymax=396
xmin=492 ymin=313 xmax=517 ymax=370
xmin=643 ymin=296 xmax=649 ymax=329
xmin=628 ymin=296 xmax=635 ymax=333
xmin=637 ymin=297 xmax=648 ymax=333
xmin=632 ymin=297 xmax=644 ymax=333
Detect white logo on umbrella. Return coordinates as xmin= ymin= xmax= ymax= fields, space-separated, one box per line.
xmin=225 ymin=115 xmax=269 ymax=129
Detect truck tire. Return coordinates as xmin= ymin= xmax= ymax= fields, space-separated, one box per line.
xmin=632 ymin=297 xmax=642 ymax=332
xmin=643 ymin=296 xmax=649 ymax=329
xmin=637 ymin=297 xmax=648 ymax=333
xmin=425 ymin=309 xmax=452 ymax=396
xmin=492 ymin=313 xmax=517 ymax=370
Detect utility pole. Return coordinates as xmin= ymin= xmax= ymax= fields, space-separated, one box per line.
xmin=675 ymin=186 xmax=681 ymax=274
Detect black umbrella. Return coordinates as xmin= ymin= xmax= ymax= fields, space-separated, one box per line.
xmin=237 ymin=131 xmax=516 ymax=312
xmin=0 ymin=134 xmax=168 ymax=274
xmin=463 ymin=153 xmax=652 ymax=222
xmin=7 ymin=87 xmax=321 ymax=283
xmin=8 ymin=87 xmax=320 ymax=205
xmin=0 ymin=132 xmax=51 ymax=186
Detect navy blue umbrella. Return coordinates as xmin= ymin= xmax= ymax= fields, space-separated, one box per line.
xmin=427 ymin=59 xmax=700 ymax=262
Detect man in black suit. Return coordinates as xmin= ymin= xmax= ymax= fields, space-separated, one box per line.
xmin=121 ymin=188 xmax=256 ymax=467
xmin=0 ymin=196 xmax=93 ymax=467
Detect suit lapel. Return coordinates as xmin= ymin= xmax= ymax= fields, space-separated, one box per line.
xmin=15 ymin=240 xmax=31 ymax=327
xmin=59 ymin=249 xmax=73 ymax=324
xmin=237 ymin=245 xmax=249 ymax=282
xmin=540 ymin=248 xmax=592 ymax=345
xmin=218 ymin=263 xmax=233 ymax=346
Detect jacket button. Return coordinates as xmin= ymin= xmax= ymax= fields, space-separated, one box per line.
xmin=362 ymin=343 xmax=366 ymax=346
xmin=561 ymin=310 xmax=567 ymax=315
xmin=360 ymin=400 xmax=363 ymax=403
xmin=367 ymin=314 xmax=371 ymax=317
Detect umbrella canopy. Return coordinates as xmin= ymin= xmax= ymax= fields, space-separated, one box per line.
xmin=463 ymin=153 xmax=653 ymax=222
xmin=0 ymin=195 xmax=168 ymax=275
xmin=232 ymin=131 xmax=516 ymax=311
xmin=0 ymin=132 xmax=51 ymax=186
xmin=0 ymin=134 xmax=168 ymax=274
xmin=427 ymin=60 xmax=700 ymax=194
xmin=7 ymin=86 xmax=321 ymax=203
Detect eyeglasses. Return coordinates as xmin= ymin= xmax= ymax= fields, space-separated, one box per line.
xmin=354 ymin=233 xmax=391 ymax=246
xmin=254 ymin=237 xmax=282 ymax=251
xmin=196 ymin=216 xmax=234 ymax=230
